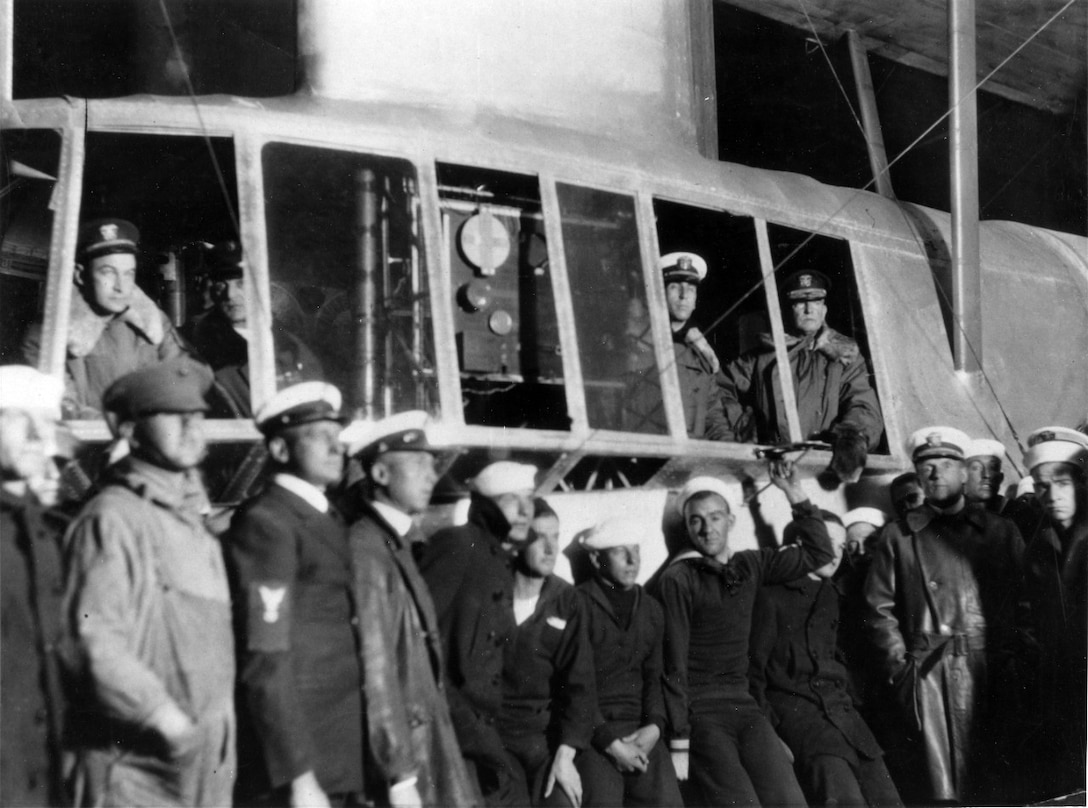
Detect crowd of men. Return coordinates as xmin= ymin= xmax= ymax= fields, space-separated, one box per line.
xmin=1 ymin=217 xmax=1086 ymax=808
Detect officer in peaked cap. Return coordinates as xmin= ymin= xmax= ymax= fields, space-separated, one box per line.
xmin=63 ymin=356 xmax=235 ymax=806
xmin=863 ymin=425 xmax=1025 ymax=804
xmin=22 ymin=216 xmax=189 ymax=419
xmin=964 ymin=438 xmax=1008 ymax=513
xmin=1018 ymin=426 xmax=1088 ymax=799
xmin=716 ymin=266 xmax=883 ymax=481
xmin=338 ymin=410 xmax=481 ymax=806
xmin=226 ymin=381 xmax=369 ymax=806
xmin=185 ymin=240 xmax=324 ymax=418
xmin=636 ymin=251 xmax=723 ymax=439
xmin=780 ymin=269 xmax=831 ymax=301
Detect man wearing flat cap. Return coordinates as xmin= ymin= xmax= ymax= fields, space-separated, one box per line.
xmin=1 ymin=366 xmax=71 ymax=806
xmin=714 ymin=270 xmax=883 ymax=477
xmin=338 ymin=410 xmax=480 ymax=807
xmin=575 ymin=519 xmax=683 ymax=808
xmin=22 ymin=217 xmax=188 ymax=419
xmin=626 ymin=252 xmax=724 ymax=439
xmin=964 ymin=438 xmax=1009 ymax=514
xmin=1016 ymin=426 xmax=1088 ymax=801
xmin=62 ymin=358 xmax=235 ymax=806
xmin=416 ymin=460 xmax=538 ymax=805
xmin=185 ymin=241 xmax=323 ymax=417
xmin=224 ymin=382 xmax=368 ymax=807
xmin=649 ymin=464 xmax=832 ymax=806
xmin=863 ymin=426 xmax=1026 ymax=805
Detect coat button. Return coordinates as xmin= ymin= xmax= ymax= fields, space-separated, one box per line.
xmin=928 ymin=580 xmax=939 ymax=590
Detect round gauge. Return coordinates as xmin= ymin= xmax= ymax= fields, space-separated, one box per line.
xmin=458 ymin=212 xmax=511 ymax=274
xmin=488 ymin=310 xmax=514 ymax=336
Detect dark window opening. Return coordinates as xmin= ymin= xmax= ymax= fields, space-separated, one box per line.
xmin=1 ymin=129 xmax=60 ymax=364
xmin=439 ymin=163 xmax=569 ymax=431
xmin=14 ymin=0 xmax=297 ymax=100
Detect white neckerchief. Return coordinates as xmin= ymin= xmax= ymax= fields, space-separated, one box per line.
xmin=233 ymin=325 xmax=251 ymax=341
xmin=370 ymin=499 xmax=414 ymax=538
xmin=273 ymin=473 xmax=328 ymax=514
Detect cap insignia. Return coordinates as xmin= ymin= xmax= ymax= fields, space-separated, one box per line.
xmin=926 ymin=432 xmax=943 ymax=447
xmin=800 ymin=274 xmax=813 ymax=288
xmin=677 ymin=256 xmax=692 ymax=270
xmin=99 ymin=223 xmax=119 ymax=242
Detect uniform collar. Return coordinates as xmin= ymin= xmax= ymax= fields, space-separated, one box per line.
xmin=369 ymin=499 xmax=414 ymax=537
xmin=273 ymin=473 xmax=329 ymax=514
xmin=468 ymin=492 xmax=513 ymax=544
xmin=66 ymin=284 xmax=166 ymax=357
xmin=109 ymin=456 xmax=195 ymax=511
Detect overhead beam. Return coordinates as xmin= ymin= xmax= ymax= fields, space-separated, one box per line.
xmin=846 ymin=30 xmax=895 ymax=199
xmin=949 ymin=0 xmax=982 ymax=374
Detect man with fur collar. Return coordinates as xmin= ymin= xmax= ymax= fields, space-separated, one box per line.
xmin=713 ymin=270 xmax=883 ymax=480
xmin=22 ymin=218 xmax=187 ymax=419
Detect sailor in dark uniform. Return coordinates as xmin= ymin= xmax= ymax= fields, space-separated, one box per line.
xmin=575 ymin=518 xmax=683 ymax=808
xmin=224 ymin=382 xmax=364 ymax=806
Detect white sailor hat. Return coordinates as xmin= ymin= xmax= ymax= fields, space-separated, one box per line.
xmin=255 ymin=382 xmax=348 ymax=435
xmin=342 ymin=410 xmax=443 ymax=462
xmin=0 ymin=366 xmax=64 ymax=420
xmin=908 ymin=426 xmax=971 ymax=463
xmin=580 ymin=517 xmax=646 ymax=551
xmin=965 ymin=438 xmax=1006 ymax=461
xmin=471 ymin=461 xmax=538 ymax=497
xmin=659 ymin=252 xmax=708 ymax=284
xmin=842 ymin=507 xmax=887 ymax=529
xmin=1023 ymin=426 xmax=1088 ymax=472
xmin=675 ymin=475 xmax=733 ymax=516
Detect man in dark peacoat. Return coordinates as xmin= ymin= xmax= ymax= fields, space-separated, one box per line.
xmin=225 ymin=382 xmax=364 ymax=806
xmin=416 ymin=460 xmax=538 ymax=805
xmin=575 ymin=518 xmax=683 ymax=808
xmin=0 ymin=367 xmax=71 ymax=807
xmin=340 ymin=410 xmax=480 ymax=807
xmin=749 ymin=510 xmax=901 ymax=807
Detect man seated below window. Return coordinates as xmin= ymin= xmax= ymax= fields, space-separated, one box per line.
xmin=713 ymin=270 xmax=883 ymax=476
xmin=185 ymin=241 xmax=323 ymax=417
xmin=21 ymin=218 xmax=188 ymax=419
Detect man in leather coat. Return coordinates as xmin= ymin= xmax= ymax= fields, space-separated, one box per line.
xmin=341 ymin=410 xmax=480 ymax=807
xmin=863 ymin=426 xmax=1025 ymax=805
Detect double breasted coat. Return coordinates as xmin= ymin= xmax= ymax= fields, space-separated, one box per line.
xmin=864 ymin=502 xmax=1025 ymax=803
xmin=225 ymin=480 xmax=366 ymax=798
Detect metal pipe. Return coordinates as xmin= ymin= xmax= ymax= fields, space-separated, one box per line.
xmin=949 ymin=0 xmax=982 ymax=373
xmin=847 ymin=30 xmax=895 ymax=199
xmin=354 ymin=168 xmax=379 ymax=419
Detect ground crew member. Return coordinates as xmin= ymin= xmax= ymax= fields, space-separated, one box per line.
xmin=416 ymin=460 xmax=537 ymax=805
xmin=499 ymin=500 xmax=594 ymax=807
xmin=749 ymin=509 xmax=902 ymax=807
xmin=225 ymin=382 xmax=365 ymax=807
xmin=341 ymin=410 xmax=480 ymax=807
xmin=575 ymin=518 xmax=683 ymax=808
xmin=863 ymin=426 xmax=1025 ymax=805
xmin=22 ymin=218 xmax=188 ymax=418
xmin=63 ymin=358 xmax=234 ymax=806
xmin=1 ymin=366 xmax=71 ymax=806
xmin=715 ymin=270 xmax=883 ymax=460
xmin=1017 ymin=426 xmax=1088 ymax=801
xmin=650 ymin=466 xmax=832 ymax=806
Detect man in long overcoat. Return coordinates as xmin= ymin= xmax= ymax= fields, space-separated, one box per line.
xmin=341 ymin=410 xmax=480 ymax=807
xmin=864 ymin=425 xmax=1025 ymax=804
